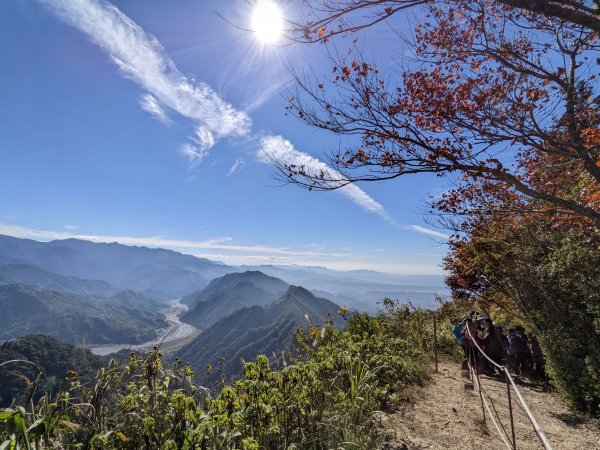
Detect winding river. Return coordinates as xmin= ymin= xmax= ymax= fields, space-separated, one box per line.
xmin=90 ymin=298 xmax=199 ymax=356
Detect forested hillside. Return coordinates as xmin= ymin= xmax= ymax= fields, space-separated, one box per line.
xmin=0 ymin=284 xmax=165 ymax=345
xmin=176 ymin=285 xmax=344 ymax=384
xmin=0 ymin=302 xmax=444 ymax=449
xmin=0 ymin=335 xmax=106 ymax=407
xmin=181 ymin=271 xmax=289 ymax=329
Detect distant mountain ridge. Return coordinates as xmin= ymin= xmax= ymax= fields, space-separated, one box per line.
xmin=0 ymin=233 xmax=447 ymax=360
xmin=0 ymin=234 xmax=445 ymax=313
xmin=181 ymin=271 xmax=289 ymax=329
xmin=0 ymin=234 xmax=235 ymax=299
xmin=176 ymin=285 xmax=343 ymax=384
xmin=238 ymin=264 xmax=447 ymax=312
xmin=0 ymin=263 xmax=122 ymax=297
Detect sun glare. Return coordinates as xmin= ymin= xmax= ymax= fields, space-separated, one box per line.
xmin=251 ymin=0 xmax=283 ymax=44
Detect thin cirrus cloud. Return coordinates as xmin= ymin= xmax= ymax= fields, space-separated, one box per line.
xmin=0 ymin=223 xmax=349 ymax=260
xmin=40 ymin=0 xmax=251 ymax=163
xmin=258 ymin=135 xmax=394 ymax=223
xmin=39 ymin=0 xmax=393 ymax=222
xmin=0 ymin=223 xmax=444 ymax=273
xmin=228 ymin=158 xmax=246 ymax=176
xmin=408 ymin=225 xmax=450 ymax=240
xmin=139 ymin=94 xmax=171 ymax=125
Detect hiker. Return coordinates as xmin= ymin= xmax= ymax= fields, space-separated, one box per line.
xmin=528 ymin=334 xmax=546 ymax=381
xmin=507 ymin=326 xmax=532 ymax=376
xmin=462 ymin=314 xmax=480 ymax=371
xmin=495 ymin=325 xmax=510 ymax=364
xmin=450 ymin=318 xmax=466 ymax=357
xmin=476 ymin=314 xmax=503 ymax=376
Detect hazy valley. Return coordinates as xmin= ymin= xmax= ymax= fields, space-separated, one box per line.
xmin=0 ymin=233 xmax=446 ymax=401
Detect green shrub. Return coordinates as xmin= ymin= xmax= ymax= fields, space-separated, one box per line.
xmin=1 ymin=303 xmax=442 ymax=449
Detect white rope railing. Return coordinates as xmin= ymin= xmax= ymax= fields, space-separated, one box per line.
xmin=464 ymin=324 xmax=553 ymax=450
xmin=472 ymin=372 xmax=514 ymax=450
xmin=506 ymin=370 xmax=554 ymax=450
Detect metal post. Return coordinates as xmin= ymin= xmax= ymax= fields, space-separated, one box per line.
xmin=506 ymin=370 xmax=517 ymax=449
xmin=476 ymin=370 xmax=486 ymax=425
xmin=433 ymin=316 xmax=438 ymax=372
xmin=464 ymin=340 xmax=471 ymax=380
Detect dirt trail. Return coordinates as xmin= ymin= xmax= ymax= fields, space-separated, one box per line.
xmin=377 ymin=360 xmax=600 ymax=449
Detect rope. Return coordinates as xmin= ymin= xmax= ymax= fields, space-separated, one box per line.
xmin=481 ymin=382 xmax=512 ymax=443
xmin=464 ymin=324 xmax=554 ymax=450
xmin=472 ymin=371 xmax=514 ymax=450
xmin=464 ymin=325 xmax=504 ymax=370
xmin=465 ymin=343 xmax=513 ymax=447
xmin=506 ymin=370 xmax=554 ymax=450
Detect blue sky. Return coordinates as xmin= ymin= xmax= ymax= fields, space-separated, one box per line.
xmin=0 ymin=0 xmax=449 ymax=274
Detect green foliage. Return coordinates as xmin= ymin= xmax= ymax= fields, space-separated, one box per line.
xmin=0 ymin=335 xmax=107 ymax=408
xmin=0 ymin=303 xmax=443 ymax=449
xmin=532 ymin=232 xmax=600 ymax=415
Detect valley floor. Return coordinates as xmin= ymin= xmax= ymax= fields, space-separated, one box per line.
xmin=378 ymin=360 xmax=600 ymax=449
xmin=89 ymin=298 xmax=199 ymax=356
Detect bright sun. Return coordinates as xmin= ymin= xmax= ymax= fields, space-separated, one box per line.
xmin=251 ymin=0 xmax=283 ymax=44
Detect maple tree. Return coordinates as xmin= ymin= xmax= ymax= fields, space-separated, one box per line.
xmin=293 ymin=1 xmax=600 ymax=40
xmin=279 ymin=0 xmax=600 ymax=414
xmin=277 ymin=0 xmax=600 ymax=224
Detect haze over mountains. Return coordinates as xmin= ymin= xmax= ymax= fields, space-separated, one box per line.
xmin=0 ymin=234 xmax=446 ymax=313
xmin=0 ymin=234 xmax=233 ymax=299
xmin=0 ymin=233 xmax=446 ymax=389
xmin=240 ymin=264 xmax=445 ymax=313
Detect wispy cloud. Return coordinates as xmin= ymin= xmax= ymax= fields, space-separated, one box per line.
xmin=0 ymin=223 xmax=346 ymax=259
xmin=409 ymin=225 xmax=450 ymax=240
xmin=259 ymin=135 xmax=393 ymax=222
xmin=228 ymin=158 xmax=246 ymax=176
xmin=179 ymin=126 xmax=218 ymax=167
xmin=180 ymin=143 xmax=206 ymax=168
xmin=39 ymin=0 xmax=394 ymax=224
xmin=140 ymin=93 xmax=171 ymax=124
xmin=41 ymin=0 xmax=251 ymax=158
xmin=0 ymin=223 xmax=443 ymax=274
xmin=243 ymin=79 xmax=292 ymax=112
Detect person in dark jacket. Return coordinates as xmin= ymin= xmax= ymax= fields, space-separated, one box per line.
xmin=477 ymin=315 xmax=503 ymax=376
xmin=507 ymin=327 xmax=532 ymax=376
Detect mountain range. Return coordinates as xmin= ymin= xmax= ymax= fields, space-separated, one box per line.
xmin=0 ymin=234 xmax=233 ymax=299
xmin=238 ymin=264 xmax=446 ymax=312
xmin=0 ymin=233 xmax=446 ymax=383
xmin=0 ymin=234 xmax=446 ymax=313
xmin=0 ymin=283 xmax=165 ymax=345
xmin=176 ymin=285 xmax=344 ymax=384
xmin=181 ymin=271 xmax=289 ymax=329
